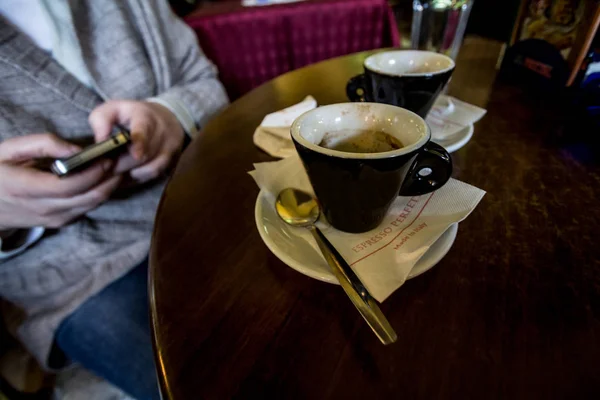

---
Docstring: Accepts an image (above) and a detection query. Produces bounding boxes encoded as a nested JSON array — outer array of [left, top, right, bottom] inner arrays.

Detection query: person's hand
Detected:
[[0, 134, 121, 229], [89, 100, 185, 183]]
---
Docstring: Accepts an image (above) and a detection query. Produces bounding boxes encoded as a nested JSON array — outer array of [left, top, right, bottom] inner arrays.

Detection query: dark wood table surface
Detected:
[[149, 37, 600, 399]]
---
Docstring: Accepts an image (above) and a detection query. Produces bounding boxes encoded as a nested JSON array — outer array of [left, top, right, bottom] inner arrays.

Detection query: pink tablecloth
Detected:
[[186, 0, 400, 99]]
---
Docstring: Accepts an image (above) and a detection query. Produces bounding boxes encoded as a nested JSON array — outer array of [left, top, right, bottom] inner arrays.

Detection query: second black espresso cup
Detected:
[[346, 50, 455, 118], [291, 102, 452, 233]]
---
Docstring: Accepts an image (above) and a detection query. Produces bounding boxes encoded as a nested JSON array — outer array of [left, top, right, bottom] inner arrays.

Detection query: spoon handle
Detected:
[[309, 226, 398, 345]]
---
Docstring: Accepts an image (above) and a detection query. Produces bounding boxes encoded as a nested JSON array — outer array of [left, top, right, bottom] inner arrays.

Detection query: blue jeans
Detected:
[[54, 259, 160, 400]]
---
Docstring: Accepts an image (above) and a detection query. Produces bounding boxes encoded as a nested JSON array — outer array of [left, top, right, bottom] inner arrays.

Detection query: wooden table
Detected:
[[150, 37, 600, 399]]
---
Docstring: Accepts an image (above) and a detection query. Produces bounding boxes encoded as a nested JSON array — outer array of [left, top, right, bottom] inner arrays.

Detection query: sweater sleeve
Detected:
[[139, 0, 229, 139]]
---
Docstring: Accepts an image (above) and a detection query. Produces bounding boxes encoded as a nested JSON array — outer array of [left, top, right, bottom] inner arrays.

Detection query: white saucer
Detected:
[[255, 189, 458, 285], [434, 124, 474, 153]]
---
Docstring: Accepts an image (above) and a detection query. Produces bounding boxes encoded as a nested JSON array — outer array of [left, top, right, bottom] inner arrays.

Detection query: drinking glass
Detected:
[[411, 0, 474, 60]]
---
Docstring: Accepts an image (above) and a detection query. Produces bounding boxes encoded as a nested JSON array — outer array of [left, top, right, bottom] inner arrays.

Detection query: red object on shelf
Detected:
[[185, 0, 400, 99]]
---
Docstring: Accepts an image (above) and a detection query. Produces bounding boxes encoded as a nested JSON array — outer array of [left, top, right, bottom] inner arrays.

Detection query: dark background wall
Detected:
[[466, 0, 522, 41]]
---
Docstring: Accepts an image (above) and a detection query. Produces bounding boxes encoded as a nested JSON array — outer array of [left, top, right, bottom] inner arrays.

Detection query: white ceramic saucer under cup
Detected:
[[255, 189, 458, 284]]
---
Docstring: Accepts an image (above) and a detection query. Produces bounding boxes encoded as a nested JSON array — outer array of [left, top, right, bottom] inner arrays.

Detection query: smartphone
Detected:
[[51, 130, 131, 177]]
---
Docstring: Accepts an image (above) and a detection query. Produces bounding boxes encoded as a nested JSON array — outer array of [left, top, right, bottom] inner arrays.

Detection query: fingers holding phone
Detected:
[[88, 100, 185, 183], [89, 101, 149, 162], [0, 134, 122, 229], [50, 130, 130, 177]]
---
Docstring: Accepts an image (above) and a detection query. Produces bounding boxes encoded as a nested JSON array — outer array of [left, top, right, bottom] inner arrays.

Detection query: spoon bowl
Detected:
[[275, 188, 319, 227]]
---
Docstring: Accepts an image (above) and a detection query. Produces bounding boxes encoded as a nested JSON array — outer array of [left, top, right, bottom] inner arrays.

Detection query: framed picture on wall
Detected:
[[509, 0, 600, 85]]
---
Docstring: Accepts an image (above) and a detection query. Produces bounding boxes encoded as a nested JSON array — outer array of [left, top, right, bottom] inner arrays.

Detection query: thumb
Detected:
[[0, 133, 80, 162], [89, 100, 129, 142]]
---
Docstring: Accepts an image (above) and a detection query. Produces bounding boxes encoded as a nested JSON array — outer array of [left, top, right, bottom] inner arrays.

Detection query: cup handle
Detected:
[[346, 74, 367, 102], [399, 142, 453, 196]]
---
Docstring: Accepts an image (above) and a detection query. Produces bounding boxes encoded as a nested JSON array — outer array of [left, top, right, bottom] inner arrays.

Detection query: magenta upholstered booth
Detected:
[[185, 0, 400, 99]]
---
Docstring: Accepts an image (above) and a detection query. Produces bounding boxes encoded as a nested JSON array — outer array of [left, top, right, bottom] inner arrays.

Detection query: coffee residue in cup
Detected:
[[319, 129, 403, 154]]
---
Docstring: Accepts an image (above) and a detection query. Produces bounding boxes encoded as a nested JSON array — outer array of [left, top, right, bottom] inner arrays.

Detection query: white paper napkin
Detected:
[[253, 95, 485, 158], [249, 155, 485, 302], [426, 95, 487, 141], [253, 96, 317, 158]]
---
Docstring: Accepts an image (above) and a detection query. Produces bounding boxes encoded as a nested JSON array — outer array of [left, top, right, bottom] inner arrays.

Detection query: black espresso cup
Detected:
[[291, 103, 452, 233], [346, 50, 455, 118]]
